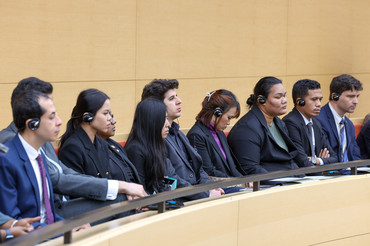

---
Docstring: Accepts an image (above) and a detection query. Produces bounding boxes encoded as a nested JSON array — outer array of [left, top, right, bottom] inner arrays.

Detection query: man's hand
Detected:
[[209, 188, 224, 197], [72, 223, 91, 232], [319, 148, 330, 158], [118, 181, 148, 199], [15, 216, 41, 228]]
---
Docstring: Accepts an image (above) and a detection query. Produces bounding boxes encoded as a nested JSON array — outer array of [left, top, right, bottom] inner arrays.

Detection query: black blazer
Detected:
[[59, 126, 111, 179], [356, 120, 370, 159], [283, 108, 338, 164], [187, 121, 245, 177], [165, 127, 211, 200], [228, 106, 308, 175], [106, 138, 141, 183]]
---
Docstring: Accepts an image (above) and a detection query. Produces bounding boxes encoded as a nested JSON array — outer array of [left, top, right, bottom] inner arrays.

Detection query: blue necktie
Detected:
[[339, 119, 348, 162]]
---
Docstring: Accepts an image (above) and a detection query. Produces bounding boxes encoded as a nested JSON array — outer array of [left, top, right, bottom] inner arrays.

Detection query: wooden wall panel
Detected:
[[0, 0, 368, 138], [135, 0, 288, 80], [0, 0, 136, 82]]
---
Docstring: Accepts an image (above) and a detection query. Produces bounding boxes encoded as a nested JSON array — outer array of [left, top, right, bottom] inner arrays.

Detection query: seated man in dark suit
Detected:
[[316, 74, 362, 164], [141, 79, 223, 200], [283, 79, 338, 165], [0, 77, 147, 219], [357, 113, 370, 159], [0, 89, 65, 228]]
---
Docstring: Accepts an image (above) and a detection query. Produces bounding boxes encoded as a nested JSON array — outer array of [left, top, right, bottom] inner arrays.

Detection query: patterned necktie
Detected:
[[307, 122, 316, 164], [339, 119, 348, 162], [36, 154, 54, 224]]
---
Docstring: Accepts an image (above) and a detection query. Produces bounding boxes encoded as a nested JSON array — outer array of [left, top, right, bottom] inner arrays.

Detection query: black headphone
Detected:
[[257, 95, 266, 104], [28, 118, 40, 130], [331, 93, 340, 101], [214, 108, 224, 117], [82, 112, 94, 123], [297, 98, 305, 106]]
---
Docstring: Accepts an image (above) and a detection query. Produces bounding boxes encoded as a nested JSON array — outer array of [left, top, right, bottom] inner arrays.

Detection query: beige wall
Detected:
[[0, 0, 368, 141]]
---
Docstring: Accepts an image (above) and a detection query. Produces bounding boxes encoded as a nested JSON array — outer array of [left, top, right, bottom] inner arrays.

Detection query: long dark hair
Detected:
[[126, 99, 167, 191], [59, 88, 109, 148], [196, 89, 240, 129]]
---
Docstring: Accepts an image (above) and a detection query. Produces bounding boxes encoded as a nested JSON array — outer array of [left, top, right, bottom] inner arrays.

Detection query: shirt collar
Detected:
[[18, 134, 40, 161], [209, 122, 216, 134], [297, 108, 313, 125], [169, 121, 180, 135], [329, 102, 345, 126]]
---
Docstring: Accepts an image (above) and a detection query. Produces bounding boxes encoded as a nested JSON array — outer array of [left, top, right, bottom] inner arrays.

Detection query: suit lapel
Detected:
[[197, 122, 231, 172], [14, 136, 41, 210], [324, 104, 340, 143], [165, 134, 194, 170]]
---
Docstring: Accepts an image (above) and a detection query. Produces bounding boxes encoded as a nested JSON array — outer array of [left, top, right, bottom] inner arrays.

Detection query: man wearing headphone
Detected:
[[283, 79, 338, 166], [316, 74, 362, 164]]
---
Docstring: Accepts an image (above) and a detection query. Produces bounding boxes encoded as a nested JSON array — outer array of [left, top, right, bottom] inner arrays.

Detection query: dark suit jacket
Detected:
[[59, 126, 111, 179], [228, 106, 310, 175], [165, 127, 211, 200], [316, 103, 361, 161], [0, 135, 63, 228], [283, 108, 338, 164], [356, 120, 370, 159], [106, 138, 141, 184], [187, 121, 245, 177]]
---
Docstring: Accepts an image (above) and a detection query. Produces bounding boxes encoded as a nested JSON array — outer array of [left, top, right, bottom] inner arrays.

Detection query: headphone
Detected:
[[297, 98, 305, 107], [214, 108, 224, 117], [331, 93, 340, 101], [82, 112, 94, 123], [28, 118, 40, 130], [257, 95, 266, 104]]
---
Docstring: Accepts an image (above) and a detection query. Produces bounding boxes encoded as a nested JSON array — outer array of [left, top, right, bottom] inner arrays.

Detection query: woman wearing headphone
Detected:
[[187, 89, 245, 180], [124, 99, 178, 195], [227, 77, 311, 175], [59, 89, 113, 179]]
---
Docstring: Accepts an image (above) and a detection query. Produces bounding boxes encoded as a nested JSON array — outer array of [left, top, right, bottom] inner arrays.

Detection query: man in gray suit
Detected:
[[0, 77, 147, 220]]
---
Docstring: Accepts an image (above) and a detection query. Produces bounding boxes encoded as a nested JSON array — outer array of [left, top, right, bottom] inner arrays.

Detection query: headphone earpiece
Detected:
[[297, 98, 306, 107], [214, 108, 224, 118], [82, 112, 94, 123], [331, 93, 340, 101], [28, 118, 40, 130], [257, 95, 266, 104]]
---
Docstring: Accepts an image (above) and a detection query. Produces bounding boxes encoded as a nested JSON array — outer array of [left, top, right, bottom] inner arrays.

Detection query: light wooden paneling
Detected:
[[0, 0, 136, 82], [135, 0, 288, 80]]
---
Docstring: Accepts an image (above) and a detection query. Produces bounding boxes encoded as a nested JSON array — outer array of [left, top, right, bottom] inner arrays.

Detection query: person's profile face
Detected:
[[36, 97, 62, 143], [163, 89, 182, 122], [298, 89, 323, 120], [337, 89, 360, 114], [215, 106, 237, 132], [161, 114, 170, 139], [263, 83, 287, 117], [89, 99, 112, 135]]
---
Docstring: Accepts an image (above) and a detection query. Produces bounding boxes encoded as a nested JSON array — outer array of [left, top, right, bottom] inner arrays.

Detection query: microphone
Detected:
[[0, 143, 9, 154]]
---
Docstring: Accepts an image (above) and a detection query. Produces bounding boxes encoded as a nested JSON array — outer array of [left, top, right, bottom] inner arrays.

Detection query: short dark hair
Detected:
[[246, 76, 282, 108], [11, 77, 53, 108], [196, 89, 240, 129], [141, 79, 179, 101], [12, 90, 49, 132], [292, 79, 321, 105], [329, 74, 363, 100]]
